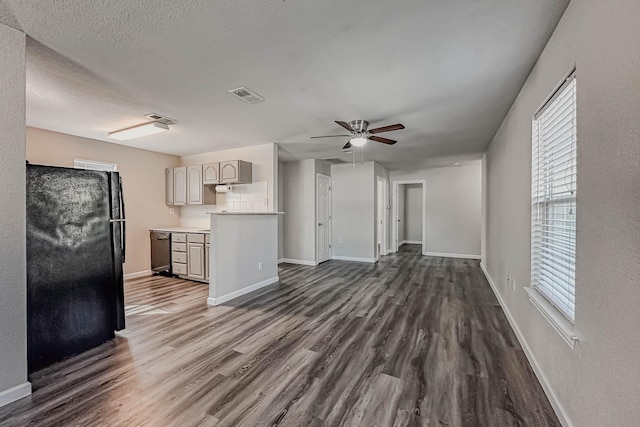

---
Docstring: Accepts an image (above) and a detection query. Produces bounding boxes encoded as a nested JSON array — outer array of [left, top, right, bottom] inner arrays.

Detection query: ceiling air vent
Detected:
[[144, 113, 176, 124], [228, 87, 265, 104]]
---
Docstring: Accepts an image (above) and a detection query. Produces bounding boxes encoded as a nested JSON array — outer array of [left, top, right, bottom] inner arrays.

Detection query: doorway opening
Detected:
[[316, 173, 332, 264], [392, 180, 426, 254]]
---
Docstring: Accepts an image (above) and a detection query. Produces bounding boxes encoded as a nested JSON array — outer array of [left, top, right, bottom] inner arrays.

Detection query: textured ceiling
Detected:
[[0, 0, 569, 169]]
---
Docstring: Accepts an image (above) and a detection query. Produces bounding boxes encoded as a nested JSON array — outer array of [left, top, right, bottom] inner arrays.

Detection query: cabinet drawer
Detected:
[[173, 242, 187, 252], [172, 252, 187, 264], [187, 233, 205, 243], [205, 234, 210, 244], [172, 233, 187, 243], [172, 263, 187, 275]]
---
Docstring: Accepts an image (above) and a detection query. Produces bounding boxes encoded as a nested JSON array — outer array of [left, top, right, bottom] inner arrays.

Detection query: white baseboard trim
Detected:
[[207, 276, 279, 306], [331, 256, 377, 263], [399, 240, 422, 246], [278, 258, 317, 266], [480, 262, 573, 427], [124, 270, 152, 280], [0, 382, 31, 408], [424, 251, 481, 260]]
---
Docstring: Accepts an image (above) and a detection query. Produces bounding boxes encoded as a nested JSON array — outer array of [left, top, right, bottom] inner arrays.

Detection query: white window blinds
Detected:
[[531, 74, 577, 323]]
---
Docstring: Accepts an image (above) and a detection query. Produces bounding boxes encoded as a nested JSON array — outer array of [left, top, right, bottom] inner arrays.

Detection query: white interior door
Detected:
[[394, 183, 400, 251], [317, 174, 332, 263], [385, 181, 390, 253], [376, 177, 387, 257]]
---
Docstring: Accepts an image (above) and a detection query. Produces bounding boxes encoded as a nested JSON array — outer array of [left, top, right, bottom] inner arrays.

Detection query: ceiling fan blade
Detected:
[[369, 135, 397, 145], [342, 141, 352, 150], [335, 120, 354, 132], [310, 135, 351, 139], [369, 123, 405, 134]]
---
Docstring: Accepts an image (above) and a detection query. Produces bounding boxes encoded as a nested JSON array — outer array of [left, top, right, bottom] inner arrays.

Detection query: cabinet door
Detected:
[[165, 168, 174, 205], [187, 243, 205, 280], [173, 166, 187, 206], [205, 244, 210, 281], [219, 160, 251, 184], [219, 161, 238, 183], [203, 163, 220, 185], [187, 165, 203, 205]]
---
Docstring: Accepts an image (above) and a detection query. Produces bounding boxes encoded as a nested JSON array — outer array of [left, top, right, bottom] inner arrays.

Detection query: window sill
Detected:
[[524, 287, 578, 349]]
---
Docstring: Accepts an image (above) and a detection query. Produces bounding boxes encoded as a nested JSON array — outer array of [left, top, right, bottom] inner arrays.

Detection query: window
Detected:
[[74, 158, 117, 172], [531, 72, 577, 323]]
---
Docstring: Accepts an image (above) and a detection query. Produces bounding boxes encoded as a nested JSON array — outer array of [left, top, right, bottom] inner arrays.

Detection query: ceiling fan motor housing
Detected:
[[350, 120, 369, 133]]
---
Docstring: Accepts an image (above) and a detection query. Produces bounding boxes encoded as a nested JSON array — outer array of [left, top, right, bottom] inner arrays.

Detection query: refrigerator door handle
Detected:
[[119, 179, 126, 263]]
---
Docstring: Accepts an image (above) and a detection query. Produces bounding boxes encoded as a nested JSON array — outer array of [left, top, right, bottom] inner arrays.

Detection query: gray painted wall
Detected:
[[391, 162, 481, 257], [484, 0, 640, 425], [315, 159, 332, 177], [209, 214, 279, 300], [0, 23, 28, 401], [282, 160, 316, 263], [278, 159, 284, 260], [331, 162, 376, 260], [404, 184, 423, 242], [281, 159, 332, 263]]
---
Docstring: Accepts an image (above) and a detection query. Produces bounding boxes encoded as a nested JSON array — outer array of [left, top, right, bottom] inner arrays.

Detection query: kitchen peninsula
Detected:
[[206, 212, 283, 305]]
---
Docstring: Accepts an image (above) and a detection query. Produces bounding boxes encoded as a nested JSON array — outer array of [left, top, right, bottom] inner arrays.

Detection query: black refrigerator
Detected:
[[26, 164, 126, 372]]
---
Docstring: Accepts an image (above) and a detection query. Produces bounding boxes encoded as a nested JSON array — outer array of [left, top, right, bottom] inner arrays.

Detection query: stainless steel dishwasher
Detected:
[[150, 231, 171, 275]]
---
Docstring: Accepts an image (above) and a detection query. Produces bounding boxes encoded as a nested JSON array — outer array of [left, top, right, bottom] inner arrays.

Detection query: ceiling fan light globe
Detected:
[[350, 136, 367, 147]]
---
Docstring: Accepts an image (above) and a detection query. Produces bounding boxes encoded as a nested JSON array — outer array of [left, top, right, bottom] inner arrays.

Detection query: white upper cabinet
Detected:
[[203, 163, 220, 185], [167, 160, 251, 205], [187, 165, 203, 205], [219, 160, 252, 184], [173, 166, 187, 206], [165, 168, 174, 206], [167, 165, 216, 206]]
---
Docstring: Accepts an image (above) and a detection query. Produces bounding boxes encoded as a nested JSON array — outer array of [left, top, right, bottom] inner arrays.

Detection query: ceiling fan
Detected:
[[310, 120, 405, 150]]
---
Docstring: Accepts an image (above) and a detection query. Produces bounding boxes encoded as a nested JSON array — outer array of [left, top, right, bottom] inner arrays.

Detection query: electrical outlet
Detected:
[[258, 262, 263, 271], [339, 237, 343, 244], [507, 274, 511, 287], [169, 208, 174, 214]]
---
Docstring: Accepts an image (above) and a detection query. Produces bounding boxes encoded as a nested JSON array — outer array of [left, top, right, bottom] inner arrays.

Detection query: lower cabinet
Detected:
[[171, 232, 209, 283], [173, 263, 187, 276], [187, 242, 205, 280], [172, 233, 188, 275]]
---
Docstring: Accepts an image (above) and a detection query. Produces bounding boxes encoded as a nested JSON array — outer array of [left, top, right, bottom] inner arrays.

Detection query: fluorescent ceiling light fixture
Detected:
[[108, 122, 169, 141], [350, 136, 368, 147]]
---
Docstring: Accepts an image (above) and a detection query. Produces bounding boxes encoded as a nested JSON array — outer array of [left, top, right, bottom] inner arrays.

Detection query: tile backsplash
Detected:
[[225, 181, 269, 212], [178, 181, 269, 228]]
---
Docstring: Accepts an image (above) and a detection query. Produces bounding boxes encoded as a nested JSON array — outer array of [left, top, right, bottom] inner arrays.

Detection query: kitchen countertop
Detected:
[[149, 227, 210, 233]]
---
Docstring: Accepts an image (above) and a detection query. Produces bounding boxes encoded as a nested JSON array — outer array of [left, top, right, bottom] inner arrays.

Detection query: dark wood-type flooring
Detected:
[[0, 245, 560, 426]]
